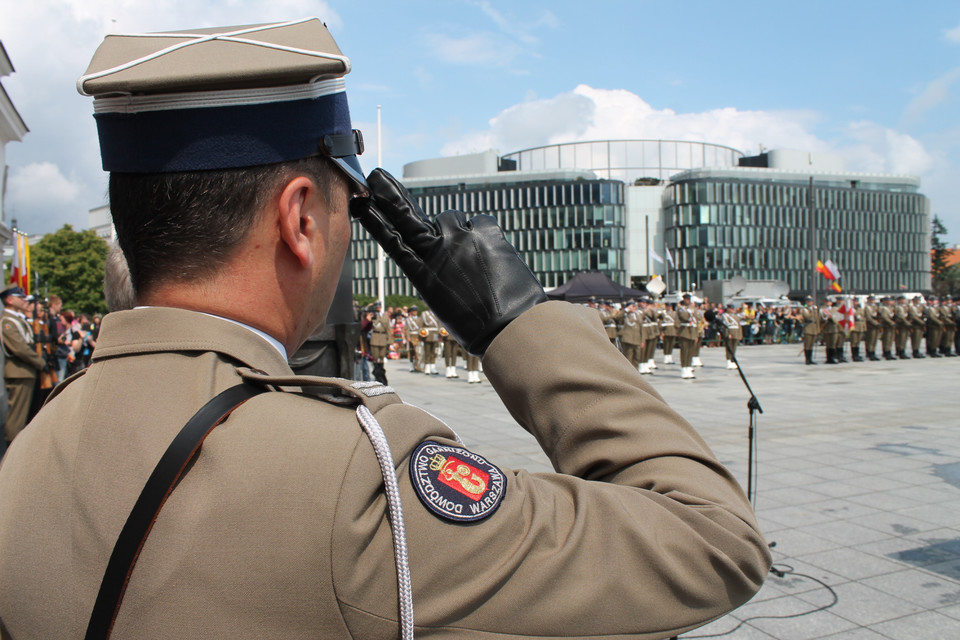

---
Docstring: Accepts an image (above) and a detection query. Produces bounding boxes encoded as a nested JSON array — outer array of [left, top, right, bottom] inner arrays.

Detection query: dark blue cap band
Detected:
[[95, 91, 354, 173]]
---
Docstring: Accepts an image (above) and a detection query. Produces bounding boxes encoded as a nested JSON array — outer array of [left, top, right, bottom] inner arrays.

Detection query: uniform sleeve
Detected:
[[1, 319, 45, 370], [333, 301, 770, 639]]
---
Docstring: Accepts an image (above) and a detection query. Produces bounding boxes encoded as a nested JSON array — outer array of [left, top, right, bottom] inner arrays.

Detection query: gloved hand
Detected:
[[350, 168, 546, 355]]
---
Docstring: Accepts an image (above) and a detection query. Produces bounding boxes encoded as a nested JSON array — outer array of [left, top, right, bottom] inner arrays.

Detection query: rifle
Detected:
[[31, 298, 59, 390]]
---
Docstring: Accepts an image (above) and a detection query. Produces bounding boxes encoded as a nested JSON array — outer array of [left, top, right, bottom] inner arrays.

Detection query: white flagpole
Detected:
[[377, 105, 385, 310]]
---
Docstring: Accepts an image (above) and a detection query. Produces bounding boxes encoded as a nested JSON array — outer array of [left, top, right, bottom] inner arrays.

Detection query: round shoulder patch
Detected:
[[409, 441, 507, 523]]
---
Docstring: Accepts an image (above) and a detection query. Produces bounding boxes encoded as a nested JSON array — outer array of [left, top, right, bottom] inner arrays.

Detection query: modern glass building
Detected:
[[351, 162, 626, 297], [662, 165, 931, 295]]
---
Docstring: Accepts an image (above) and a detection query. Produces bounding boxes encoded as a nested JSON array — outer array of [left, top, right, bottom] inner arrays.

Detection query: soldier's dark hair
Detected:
[[108, 155, 337, 296]]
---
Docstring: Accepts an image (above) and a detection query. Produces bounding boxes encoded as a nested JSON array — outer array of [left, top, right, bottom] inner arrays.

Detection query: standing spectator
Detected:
[[0, 287, 45, 452]]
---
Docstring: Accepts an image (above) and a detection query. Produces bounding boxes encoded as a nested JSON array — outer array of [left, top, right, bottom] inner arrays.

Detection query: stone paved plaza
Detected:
[[381, 342, 960, 639]]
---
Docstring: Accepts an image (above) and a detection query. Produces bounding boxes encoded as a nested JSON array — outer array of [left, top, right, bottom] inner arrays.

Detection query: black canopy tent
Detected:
[[545, 271, 647, 304]]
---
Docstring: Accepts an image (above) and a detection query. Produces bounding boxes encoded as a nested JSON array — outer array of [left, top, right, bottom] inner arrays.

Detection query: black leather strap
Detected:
[[85, 382, 266, 640]]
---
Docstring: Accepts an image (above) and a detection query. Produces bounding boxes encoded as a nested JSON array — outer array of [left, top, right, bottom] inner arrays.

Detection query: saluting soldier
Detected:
[[863, 295, 882, 361], [599, 300, 621, 349], [0, 18, 769, 640], [801, 296, 821, 365]]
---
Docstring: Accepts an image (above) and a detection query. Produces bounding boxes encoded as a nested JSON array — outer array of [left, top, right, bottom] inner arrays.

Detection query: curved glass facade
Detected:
[[352, 178, 626, 296], [502, 140, 743, 183], [662, 173, 930, 294]]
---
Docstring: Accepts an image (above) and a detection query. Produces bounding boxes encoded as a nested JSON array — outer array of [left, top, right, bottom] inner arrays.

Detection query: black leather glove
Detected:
[[350, 168, 546, 355]]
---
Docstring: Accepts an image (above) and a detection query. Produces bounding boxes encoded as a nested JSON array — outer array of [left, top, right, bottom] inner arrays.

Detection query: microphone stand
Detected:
[[713, 314, 764, 507], [729, 347, 763, 507]]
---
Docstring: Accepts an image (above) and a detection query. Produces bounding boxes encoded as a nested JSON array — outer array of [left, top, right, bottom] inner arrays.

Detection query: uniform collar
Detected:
[[91, 307, 293, 376]]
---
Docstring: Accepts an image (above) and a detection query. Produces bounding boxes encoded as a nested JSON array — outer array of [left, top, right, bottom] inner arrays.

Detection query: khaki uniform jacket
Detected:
[[907, 304, 925, 329], [660, 310, 678, 336], [405, 313, 421, 345], [617, 310, 642, 345], [0, 303, 768, 639], [420, 309, 441, 343], [879, 305, 897, 327], [720, 312, 743, 340], [677, 306, 699, 340], [864, 304, 881, 329], [925, 305, 943, 328], [370, 314, 391, 348], [853, 307, 866, 333], [801, 305, 821, 336], [599, 308, 620, 340], [0, 310, 45, 380]]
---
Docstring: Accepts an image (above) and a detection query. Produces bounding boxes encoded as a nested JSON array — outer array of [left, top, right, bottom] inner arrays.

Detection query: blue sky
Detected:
[[3, 0, 960, 244]]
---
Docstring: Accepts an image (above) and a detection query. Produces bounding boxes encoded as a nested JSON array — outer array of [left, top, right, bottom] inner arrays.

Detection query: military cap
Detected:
[[682, 293, 691, 301], [408, 305, 418, 312], [77, 18, 366, 189], [0, 286, 26, 301], [866, 295, 876, 301]]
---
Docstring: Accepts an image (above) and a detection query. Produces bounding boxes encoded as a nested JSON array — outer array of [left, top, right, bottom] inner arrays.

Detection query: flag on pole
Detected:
[[824, 259, 841, 281], [650, 249, 664, 264], [816, 259, 841, 281], [9, 232, 29, 292], [830, 281, 842, 293], [666, 249, 675, 268]]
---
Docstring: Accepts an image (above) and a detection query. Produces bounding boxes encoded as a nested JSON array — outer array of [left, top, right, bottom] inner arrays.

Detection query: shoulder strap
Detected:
[[85, 382, 266, 640]]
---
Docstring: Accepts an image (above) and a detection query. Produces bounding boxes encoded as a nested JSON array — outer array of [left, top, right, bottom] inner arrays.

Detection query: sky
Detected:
[[2, 0, 960, 244]]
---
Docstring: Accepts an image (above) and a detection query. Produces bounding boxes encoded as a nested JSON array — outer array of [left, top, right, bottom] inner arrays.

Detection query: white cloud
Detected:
[[903, 67, 960, 125], [4, 162, 98, 233], [442, 85, 827, 158], [8, 163, 82, 206], [839, 122, 934, 176], [945, 22, 960, 43], [425, 32, 523, 67]]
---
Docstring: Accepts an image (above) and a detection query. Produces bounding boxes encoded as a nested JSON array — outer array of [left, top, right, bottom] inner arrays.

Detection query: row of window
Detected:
[[670, 204, 927, 234], [670, 180, 923, 212], [670, 246, 927, 273], [669, 225, 927, 254], [416, 181, 623, 215]]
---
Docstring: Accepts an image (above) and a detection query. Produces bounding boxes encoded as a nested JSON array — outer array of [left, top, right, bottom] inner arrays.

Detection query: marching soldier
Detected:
[[820, 299, 839, 364], [441, 324, 460, 378], [943, 296, 958, 357], [405, 305, 423, 372], [599, 300, 621, 349], [850, 298, 866, 362], [879, 297, 898, 360], [677, 294, 699, 379], [641, 298, 660, 373], [924, 296, 943, 358], [618, 301, 644, 372], [908, 296, 926, 359], [863, 295, 881, 361], [368, 302, 391, 384], [801, 296, 821, 365], [419, 307, 441, 375], [894, 296, 911, 359], [660, 303, 678, 364], [719, 303, 742, 370]]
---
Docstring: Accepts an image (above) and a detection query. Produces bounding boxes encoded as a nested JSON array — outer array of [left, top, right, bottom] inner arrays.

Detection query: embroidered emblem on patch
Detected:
[[410, 441, 506, 522]]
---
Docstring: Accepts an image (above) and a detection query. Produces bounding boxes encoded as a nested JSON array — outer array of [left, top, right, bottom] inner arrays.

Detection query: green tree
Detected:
[[31, 225, 109, 315], [931, 215, 949, 291]]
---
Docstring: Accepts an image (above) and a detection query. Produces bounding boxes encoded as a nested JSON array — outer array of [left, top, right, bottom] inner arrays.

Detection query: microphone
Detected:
[[703, 309, 727, 333]]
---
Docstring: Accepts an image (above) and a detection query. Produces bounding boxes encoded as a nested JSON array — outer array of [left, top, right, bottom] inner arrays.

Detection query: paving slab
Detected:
[[381, 341, 960, 638]]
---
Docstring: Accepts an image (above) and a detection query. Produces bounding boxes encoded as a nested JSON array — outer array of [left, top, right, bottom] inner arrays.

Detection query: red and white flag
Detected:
[[837, 298, 855, 330]]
